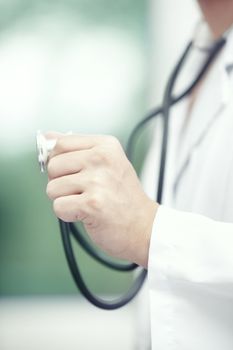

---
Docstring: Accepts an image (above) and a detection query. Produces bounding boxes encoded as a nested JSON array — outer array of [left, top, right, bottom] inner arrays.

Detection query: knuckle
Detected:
[[89, 173, 104, 189], [53, 197, 86, 223], [87, 193, 102, 211], [46, 182, 55, 199], [55, 138, 67, 153], [105, 136, 122, 158], [106, 135, 120, 147], [47, 158, 57, 179], [93, 173, 102, 185], [74, 209, 88, 222], [91, 150, 107, 165], [53, 198, 66, 220]]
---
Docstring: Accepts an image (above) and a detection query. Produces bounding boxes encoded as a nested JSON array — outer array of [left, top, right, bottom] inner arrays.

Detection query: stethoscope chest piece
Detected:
[[36, 131, 56, 173]]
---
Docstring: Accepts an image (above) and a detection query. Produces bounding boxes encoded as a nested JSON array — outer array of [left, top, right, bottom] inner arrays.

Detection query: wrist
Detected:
[[129, 199, 159, 268]]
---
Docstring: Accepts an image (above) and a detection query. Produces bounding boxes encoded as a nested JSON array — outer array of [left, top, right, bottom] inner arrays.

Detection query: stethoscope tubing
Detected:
[[70, 223, 138, 272], [126, 39, 226, 162], [60, 220, 147, 310], [59, 37, 226, 309]]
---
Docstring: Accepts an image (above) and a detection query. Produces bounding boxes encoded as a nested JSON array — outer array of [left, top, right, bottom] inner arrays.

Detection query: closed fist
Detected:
[[46, 133, 158, 268]]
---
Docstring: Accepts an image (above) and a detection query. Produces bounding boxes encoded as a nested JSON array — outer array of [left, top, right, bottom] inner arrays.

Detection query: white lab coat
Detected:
[[141, 21, 233, 350]]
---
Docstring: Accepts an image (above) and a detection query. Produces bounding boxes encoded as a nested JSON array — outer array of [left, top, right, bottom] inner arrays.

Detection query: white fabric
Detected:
[[143, 22, 233, 349]]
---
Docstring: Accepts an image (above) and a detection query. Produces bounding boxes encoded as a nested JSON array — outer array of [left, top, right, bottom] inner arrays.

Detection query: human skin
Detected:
[[46, 134, 158, 268], [46, 0, 233, 269], [198, 0, 233, 38]]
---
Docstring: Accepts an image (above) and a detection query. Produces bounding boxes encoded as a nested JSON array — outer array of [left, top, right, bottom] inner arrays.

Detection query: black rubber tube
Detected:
[[60, 220, 147, 310], [59, 37, 226, 309], [70, 223, 138, 272], [126, 38, 226, 162]]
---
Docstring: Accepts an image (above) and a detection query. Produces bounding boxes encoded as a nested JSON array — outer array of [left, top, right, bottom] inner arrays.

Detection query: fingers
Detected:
[[53, 194, 87, 223], [46, 173, 85, 200], [45, 132, 124, 227], [47, 150, 89, 179], [47, 165, 108, 201], [47, 133, 121, 159], [47, 138, 120, 180], [49, 134, 108, 158]]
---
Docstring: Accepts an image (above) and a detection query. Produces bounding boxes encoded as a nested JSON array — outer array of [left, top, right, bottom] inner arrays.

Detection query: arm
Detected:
[[46, 132, 233, 294], [149, 205, 233, 298], [147, 206, 233, 349]]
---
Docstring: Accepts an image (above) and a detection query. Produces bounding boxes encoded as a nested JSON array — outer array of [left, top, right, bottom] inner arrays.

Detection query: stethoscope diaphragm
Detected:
[[36, 131, 57, 173]]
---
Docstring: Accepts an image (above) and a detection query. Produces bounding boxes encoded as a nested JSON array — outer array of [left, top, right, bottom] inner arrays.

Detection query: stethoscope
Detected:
[[36, 34, 226, 310]]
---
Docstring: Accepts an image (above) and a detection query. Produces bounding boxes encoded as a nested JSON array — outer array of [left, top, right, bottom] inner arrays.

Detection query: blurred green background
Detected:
[[0, 0, 148, 296]]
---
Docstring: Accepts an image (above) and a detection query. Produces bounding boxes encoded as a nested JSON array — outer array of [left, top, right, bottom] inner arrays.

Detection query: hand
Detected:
[[46, 133, 158, 268]]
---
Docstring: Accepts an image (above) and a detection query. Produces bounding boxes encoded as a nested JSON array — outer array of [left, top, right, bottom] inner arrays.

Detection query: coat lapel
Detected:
[[172, 50, 230, 198]]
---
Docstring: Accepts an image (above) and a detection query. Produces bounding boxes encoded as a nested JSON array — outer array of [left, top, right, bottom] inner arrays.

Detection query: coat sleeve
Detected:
[[148, 206, 233, 350]]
